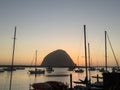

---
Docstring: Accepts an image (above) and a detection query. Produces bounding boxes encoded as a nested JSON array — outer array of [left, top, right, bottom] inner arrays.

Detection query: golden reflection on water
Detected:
[[0, 68, 103, 90]]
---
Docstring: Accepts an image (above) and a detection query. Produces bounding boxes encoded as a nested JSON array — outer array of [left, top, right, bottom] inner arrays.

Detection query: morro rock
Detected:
[[41, 49, 76, 67]]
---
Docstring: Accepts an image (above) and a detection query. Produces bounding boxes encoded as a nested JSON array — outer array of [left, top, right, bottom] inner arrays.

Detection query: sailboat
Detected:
[[102, 31, 120, 90], [98, 31, 120, 73], [105, 31, 120, 72], [29, 50, 45, 74], [88, 43, 96, 71], [91, 30, 120, 89], [90, 31, 110, 89], [74, 25, 89, 88], [75, 56, 84, 73]]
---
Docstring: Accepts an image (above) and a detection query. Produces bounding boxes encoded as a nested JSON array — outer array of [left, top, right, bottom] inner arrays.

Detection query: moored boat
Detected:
[[3, 67, 16, 71], [89, 67, 96, 71], [0, 68, 4, 72], [16, 67, 25, 70], [29, 69, 45, 74], [31, 82, 51, 90], [75, 56, 84, 73], [29, 50, 45, 74], [30, 81, 68, 90], [99, 68, 105, 73], [75, 68, 84, 73], [46, 67, 54, 73]]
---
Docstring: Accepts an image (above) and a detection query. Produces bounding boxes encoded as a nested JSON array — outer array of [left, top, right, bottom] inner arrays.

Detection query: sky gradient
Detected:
[[0, 0, 120, 66]]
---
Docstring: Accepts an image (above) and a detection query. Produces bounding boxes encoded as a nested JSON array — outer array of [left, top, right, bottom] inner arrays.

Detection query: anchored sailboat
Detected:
[[29, 50, 45, 74], [105, 31, 120, 72], [74, 25, 89, 88], [88, 43, 96, 71], [75, 56, 84, 73]]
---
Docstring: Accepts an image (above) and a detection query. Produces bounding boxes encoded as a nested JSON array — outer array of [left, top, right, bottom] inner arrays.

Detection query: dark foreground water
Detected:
[[0, 68, 103, 90]]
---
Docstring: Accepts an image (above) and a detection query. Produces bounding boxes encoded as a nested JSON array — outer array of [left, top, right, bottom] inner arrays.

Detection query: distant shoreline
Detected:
[[0, 65, 116, 68]]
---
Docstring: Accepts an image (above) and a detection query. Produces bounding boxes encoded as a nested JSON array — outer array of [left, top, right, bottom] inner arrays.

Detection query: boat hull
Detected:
[[29, 70, 45, 74]]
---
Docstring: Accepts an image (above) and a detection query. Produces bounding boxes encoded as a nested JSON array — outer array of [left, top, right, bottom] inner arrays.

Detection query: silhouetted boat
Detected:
[[91, 74, 103, 89], [74, 26, 104, 90], [68, 67, 75, 71], [87, 43, 96, 72], [74, 25, 89, 90], [89, 67, 96, 71], [0, 68, 4, 72], [29, 69, 45, 74], [103, 72, 120, 90], [46, 67, 54, 73], [16, 67, 25, 70], [3, 67, 16, 71], [29, 50, 45, 74], [102, 31, 120, 90], [90, 30, 120, 90], [31, 82, 51, 90], [75, 68, 84, 73], [99, 68, 105, 73], [89, 31, 108, 90], [30, 81, 68, 90], [75, 56, 84, 73]]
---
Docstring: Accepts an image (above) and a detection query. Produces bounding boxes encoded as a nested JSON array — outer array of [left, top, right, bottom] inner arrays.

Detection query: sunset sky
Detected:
[[0, 0, 120, 66]]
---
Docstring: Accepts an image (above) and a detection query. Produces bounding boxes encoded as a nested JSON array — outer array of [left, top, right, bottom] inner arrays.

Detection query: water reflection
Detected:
[[0, 68, 103, 90]]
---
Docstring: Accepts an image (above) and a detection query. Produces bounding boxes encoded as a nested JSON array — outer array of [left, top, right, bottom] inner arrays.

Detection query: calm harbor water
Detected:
[[0, 68, 104, 90]]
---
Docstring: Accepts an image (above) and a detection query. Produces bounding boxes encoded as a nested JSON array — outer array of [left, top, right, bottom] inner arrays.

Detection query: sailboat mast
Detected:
[[88, 43, 90, 68], [84, 25, 88, 87], [35, 50, 37, 72], [9, 26, 16, 90], [88, 43, 91, 82], [77, 56, 79, 67], [105, 31, 107, 72]]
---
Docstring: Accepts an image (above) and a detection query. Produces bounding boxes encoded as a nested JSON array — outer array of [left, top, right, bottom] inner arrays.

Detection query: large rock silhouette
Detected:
[[41, 49, 76, 67]]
